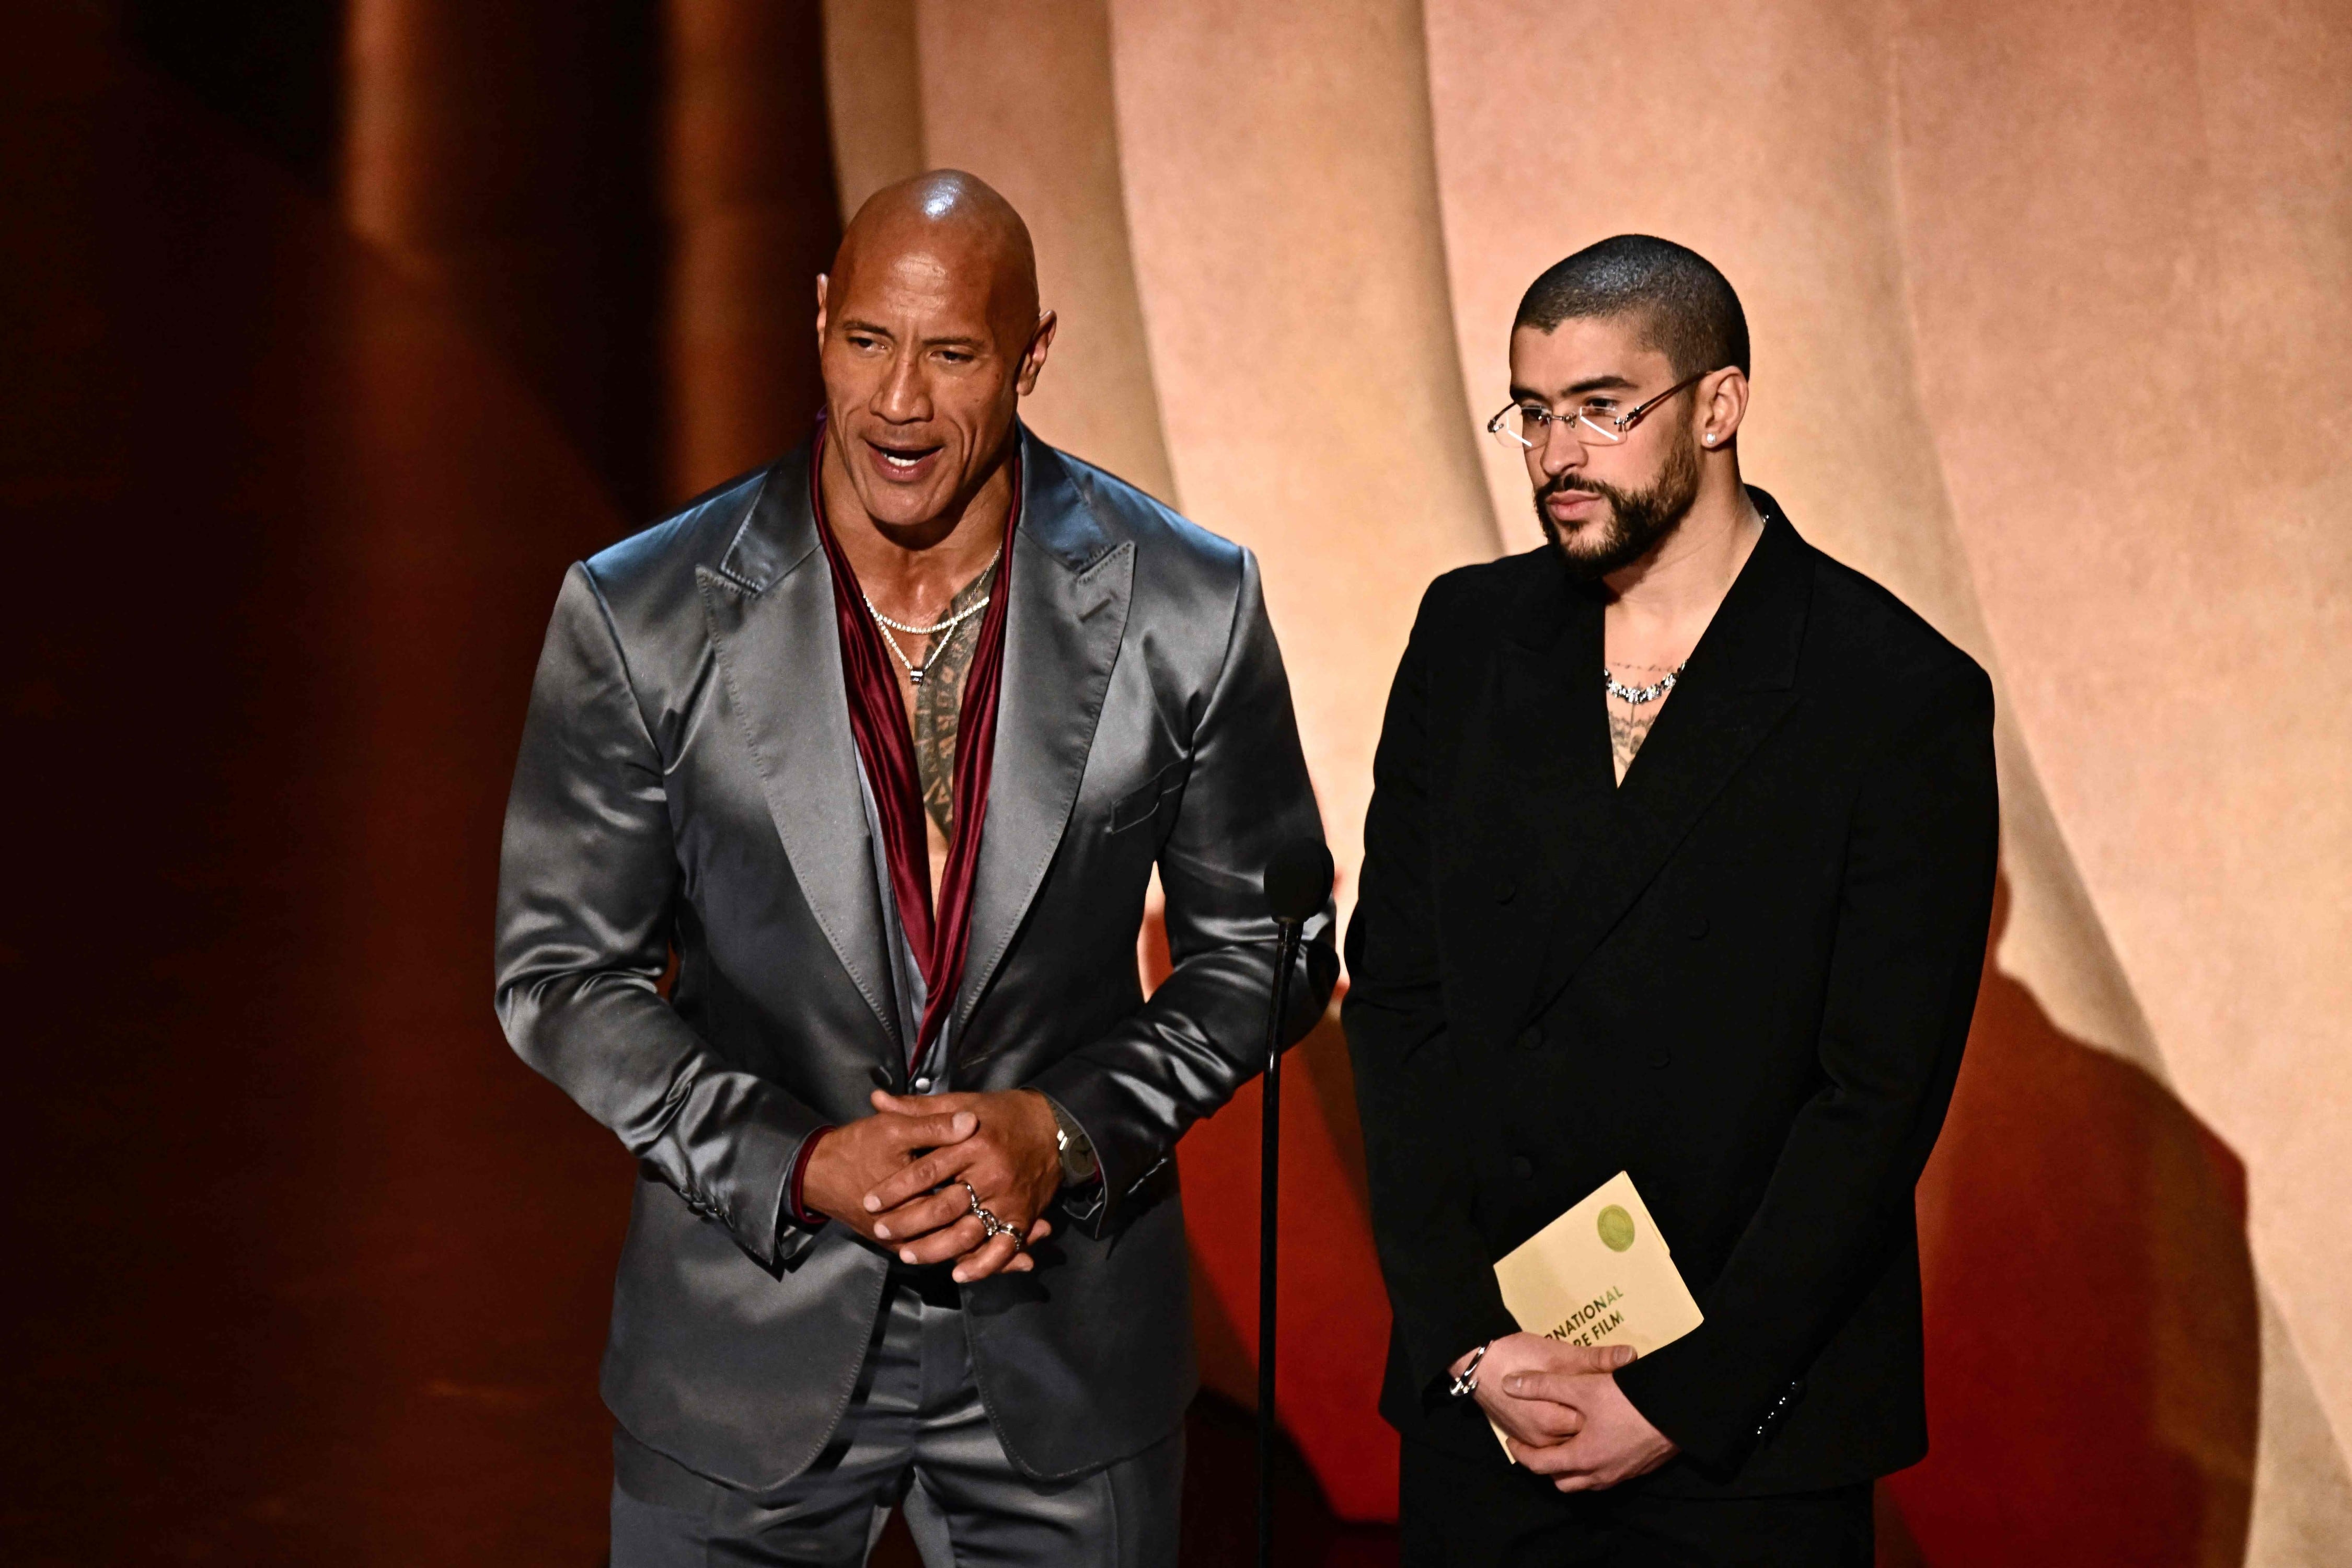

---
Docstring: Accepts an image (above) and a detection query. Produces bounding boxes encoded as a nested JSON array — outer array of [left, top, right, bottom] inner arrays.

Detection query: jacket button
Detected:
[[1648, 1048, 1671, 1069], [1688, 914, 1710, 940], [1494, 876, 1517, 904], [1508, 1154, 1534, 1180], [1516, 1025, 1543, 1052]]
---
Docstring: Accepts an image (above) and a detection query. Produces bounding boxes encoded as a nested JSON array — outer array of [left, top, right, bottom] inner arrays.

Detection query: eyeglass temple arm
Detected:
[[1622, 371, 1709, 428]]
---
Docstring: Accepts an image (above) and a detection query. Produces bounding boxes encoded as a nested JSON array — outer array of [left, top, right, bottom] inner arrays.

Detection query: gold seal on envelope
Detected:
[[1485, 1171, 1702, 1456]]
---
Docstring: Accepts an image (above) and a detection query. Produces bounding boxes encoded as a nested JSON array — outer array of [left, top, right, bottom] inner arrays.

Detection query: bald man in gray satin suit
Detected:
[[494, 172, 1334, 1565]]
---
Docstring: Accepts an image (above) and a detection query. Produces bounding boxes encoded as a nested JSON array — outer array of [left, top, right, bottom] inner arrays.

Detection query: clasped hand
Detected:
[[800, 1089, 1062, 1283], [1462, 1332, 1679, 1492]]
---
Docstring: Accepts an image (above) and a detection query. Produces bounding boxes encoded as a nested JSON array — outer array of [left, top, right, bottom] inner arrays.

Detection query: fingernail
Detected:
[[952, 1270, 970, 1283], [862, 1196, 880, 1212], [873, 1224, 891, 1239], [899, 1250, 917, 1264]]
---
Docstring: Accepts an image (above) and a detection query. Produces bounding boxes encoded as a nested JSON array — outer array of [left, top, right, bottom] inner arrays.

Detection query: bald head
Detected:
[[814, 171, 1056, 537], [832, 170, 1040, 350]]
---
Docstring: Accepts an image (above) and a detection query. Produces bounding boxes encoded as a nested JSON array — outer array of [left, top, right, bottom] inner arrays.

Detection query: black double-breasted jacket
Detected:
[[1345, 492, 1998, 1494]]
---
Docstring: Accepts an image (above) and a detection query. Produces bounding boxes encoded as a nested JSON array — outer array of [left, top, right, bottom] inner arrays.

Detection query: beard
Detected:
[[1535, 424, 1704, 582]]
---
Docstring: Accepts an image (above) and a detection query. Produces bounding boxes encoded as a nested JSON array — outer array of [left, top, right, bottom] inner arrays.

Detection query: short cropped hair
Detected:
[[1514, 235, 1749, 378]]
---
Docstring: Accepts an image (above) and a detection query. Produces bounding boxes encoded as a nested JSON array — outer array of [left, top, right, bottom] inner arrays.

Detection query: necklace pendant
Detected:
[[908, 668, 925, 686]]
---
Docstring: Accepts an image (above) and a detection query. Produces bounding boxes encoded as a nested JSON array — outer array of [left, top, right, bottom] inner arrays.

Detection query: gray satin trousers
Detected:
[[609, 1278, 1183, 1566]]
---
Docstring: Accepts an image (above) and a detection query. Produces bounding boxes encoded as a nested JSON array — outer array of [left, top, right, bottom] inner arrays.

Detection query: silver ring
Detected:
[[951, 1178, 1024, 1251]]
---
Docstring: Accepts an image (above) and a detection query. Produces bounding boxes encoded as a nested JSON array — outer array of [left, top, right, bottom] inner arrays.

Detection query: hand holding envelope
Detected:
[[1492, 1344, 1681, 1492], [1468, 1333, 1635, 1451], [1475, 1171, 1698, 1490]]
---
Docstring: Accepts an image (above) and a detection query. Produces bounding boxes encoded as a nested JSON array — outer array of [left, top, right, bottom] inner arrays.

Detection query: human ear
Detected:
[[1016, 309, 1059, 396], [1700, 366, 1749, 448]]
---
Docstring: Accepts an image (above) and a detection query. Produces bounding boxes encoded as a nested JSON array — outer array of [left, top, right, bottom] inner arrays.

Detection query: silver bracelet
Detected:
[[1447, 1339, 1494, 1399]]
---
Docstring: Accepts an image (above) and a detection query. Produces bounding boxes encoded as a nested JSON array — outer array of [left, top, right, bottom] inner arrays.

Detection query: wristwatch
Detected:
[[1045, 1096, 1100, 1186]]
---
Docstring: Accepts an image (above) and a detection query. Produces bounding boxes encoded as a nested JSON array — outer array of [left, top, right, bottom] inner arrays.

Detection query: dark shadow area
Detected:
[[4, 10, 638, 1560], [1892, 874, 2257, 1566], [118, 0, 764, 527], [120, 0, 345, 193], [330, 0, 671, 522], [1174, 1393, 1400, 1568]]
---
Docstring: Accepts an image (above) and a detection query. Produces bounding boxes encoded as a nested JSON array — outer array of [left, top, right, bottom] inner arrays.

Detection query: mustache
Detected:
[[1539, 471, 1624, 505]]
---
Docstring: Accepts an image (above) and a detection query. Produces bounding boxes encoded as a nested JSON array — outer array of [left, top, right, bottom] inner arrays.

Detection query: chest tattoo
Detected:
[[1605, 659, 1678, 783], [910, 561, 998, 839], [1608, 703, 1662, 779]]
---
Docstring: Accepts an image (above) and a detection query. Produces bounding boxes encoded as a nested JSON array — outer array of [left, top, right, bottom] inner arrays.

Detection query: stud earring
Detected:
[[1703, 433, 1716, 445]]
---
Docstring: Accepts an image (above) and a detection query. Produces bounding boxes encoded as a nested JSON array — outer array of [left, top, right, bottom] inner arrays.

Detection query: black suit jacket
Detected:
[[494, 426, 1335, 1490], [1344, 492, 1997, 1494]]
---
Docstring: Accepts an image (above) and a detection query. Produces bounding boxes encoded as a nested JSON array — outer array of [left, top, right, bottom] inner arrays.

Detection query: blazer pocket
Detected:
[[1108, 758, 1189, 834]]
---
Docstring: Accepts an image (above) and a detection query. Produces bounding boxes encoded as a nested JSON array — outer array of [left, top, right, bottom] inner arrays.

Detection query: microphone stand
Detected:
[[1258, 914, 1305, 1568]]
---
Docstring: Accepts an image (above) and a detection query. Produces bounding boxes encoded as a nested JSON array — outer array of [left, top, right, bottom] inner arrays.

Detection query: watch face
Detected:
[[1046, 1102, 1098, 1180]]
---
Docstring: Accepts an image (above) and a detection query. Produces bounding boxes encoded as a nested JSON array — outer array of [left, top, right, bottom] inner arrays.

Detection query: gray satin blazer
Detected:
[[494, 426, 1336, 1490]]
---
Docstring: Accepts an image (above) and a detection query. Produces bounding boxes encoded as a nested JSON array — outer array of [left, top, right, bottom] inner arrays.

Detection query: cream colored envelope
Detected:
[[1485, 1170, 1703, 1456]]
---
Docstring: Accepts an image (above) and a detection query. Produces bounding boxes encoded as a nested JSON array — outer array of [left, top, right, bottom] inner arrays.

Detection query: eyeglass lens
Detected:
[[1493, 406, 1624, 450]]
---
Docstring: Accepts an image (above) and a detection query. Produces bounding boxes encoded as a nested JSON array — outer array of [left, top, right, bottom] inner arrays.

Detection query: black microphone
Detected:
[[1254, 836, 1331, 1568], [1264, 839, 1335, 928]]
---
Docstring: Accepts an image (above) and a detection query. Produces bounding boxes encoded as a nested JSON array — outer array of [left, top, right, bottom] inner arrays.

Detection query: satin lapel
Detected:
[[956, 431, 1133, 1035], [695, 445, 902, 1049], [1525, 502, 1812, 1018]]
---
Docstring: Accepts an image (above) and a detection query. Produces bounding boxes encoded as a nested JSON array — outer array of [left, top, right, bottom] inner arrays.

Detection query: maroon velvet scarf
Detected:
[[809, 422, 1017, 1071]]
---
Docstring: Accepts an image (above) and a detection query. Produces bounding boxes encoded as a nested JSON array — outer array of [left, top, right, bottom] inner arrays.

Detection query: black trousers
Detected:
[[1399, 1439, 1872, 1568]]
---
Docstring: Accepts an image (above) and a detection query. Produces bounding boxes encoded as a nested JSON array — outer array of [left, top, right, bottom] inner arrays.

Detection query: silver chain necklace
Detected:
[[861, 550, 999, 686], [1602, 661, 1686, 706]]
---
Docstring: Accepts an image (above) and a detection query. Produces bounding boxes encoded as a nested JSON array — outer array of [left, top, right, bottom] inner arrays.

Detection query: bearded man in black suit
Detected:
[[1346, 235, 1997, 1566]]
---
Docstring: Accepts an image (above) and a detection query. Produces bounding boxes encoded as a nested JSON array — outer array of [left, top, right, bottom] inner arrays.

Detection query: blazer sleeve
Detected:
[[1613, 660, 1999, 1472], [1344, 583, 1523, 1398], [493, 564, 829, 1269], [1031, 547, 1338, 1233]]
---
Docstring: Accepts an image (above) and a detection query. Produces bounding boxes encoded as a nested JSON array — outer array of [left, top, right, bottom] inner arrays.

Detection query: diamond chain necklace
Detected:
[[1600, 509, 1762, 708], [1602, 661, 1686, 706], [861, 548, 1001, 686]]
